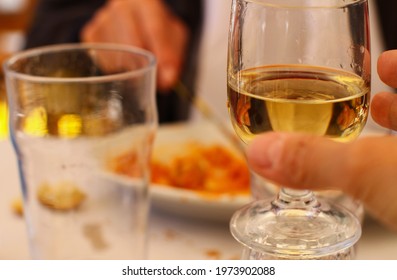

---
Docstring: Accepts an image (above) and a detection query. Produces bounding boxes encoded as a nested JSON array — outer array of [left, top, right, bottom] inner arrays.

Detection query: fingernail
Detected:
[[247, 134, 284, 170]]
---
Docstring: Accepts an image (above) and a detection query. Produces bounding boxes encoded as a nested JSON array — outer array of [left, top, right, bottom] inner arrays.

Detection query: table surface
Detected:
[[1, 128, 397, 260]]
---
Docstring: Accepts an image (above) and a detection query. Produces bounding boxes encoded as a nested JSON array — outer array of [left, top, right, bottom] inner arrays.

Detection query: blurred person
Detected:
[[25, 0, 203, 123]]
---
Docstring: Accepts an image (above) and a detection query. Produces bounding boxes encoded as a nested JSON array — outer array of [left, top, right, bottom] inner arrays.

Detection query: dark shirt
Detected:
[[375, 0, 397, 50], [25, 0, 203, 123]]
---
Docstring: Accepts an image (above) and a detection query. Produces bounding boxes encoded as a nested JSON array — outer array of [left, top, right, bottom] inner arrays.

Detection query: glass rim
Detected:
[[2, 43, 157, 83], [240, 0, 367, 9]]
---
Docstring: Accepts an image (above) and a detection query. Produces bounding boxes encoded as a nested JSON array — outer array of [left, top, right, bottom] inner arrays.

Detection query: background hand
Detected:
[[81, 0, 189, 92]]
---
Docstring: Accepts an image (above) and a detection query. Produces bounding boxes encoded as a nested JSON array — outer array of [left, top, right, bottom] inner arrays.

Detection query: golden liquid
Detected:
[[227, 65, 370, 143], [15, 82, 124, 138], [0, 78, 8, 139], [20, 109, 121, 138]]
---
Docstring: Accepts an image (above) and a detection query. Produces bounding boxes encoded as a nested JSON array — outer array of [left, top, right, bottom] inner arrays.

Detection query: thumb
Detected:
[[246, 132, 397, 231], [246, 132, 351, 191]]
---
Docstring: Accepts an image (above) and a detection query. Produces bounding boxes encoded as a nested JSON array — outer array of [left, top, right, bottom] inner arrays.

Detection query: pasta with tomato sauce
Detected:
[[109, 142, 250, 196]]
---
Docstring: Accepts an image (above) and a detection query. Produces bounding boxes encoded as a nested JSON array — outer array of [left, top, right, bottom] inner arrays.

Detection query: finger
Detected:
[[246, 132, 397, 231], [137, 0, 188, 91], [110, 2, 145, 47], [246, 132, 350, 191], [81, 1, 145, 47], [377, 50, 397, 88], [155, 20, 188, 92], [371, 92, 397, 130]]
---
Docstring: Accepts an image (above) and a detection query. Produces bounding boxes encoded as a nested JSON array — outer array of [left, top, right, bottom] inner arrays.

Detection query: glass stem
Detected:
[[271, 187, 321, 215]]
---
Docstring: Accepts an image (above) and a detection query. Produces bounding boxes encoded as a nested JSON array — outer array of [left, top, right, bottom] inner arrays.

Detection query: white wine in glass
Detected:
[[228, 65, 369, 143], [227, 0, 370, 259]]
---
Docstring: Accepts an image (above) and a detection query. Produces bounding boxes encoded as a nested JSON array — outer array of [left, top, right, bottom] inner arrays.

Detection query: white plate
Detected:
[[149, 121, 251, 222], [150, 184, 250, 222]]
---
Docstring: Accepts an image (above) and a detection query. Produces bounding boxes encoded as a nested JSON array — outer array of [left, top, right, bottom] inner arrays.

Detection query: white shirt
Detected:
[[191, 0, 231, 123]]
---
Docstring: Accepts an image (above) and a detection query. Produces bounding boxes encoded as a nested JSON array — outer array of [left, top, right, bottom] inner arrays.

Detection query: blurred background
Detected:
[[0, 0, 37, 138]]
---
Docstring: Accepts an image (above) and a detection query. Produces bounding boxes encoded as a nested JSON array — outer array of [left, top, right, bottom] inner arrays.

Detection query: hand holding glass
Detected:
[[227, 0, 370, 259]]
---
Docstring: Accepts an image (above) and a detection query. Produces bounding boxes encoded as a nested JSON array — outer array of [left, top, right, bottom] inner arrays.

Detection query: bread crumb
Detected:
[[11, 196, 23, 216], [37, 181, 86, 211], [205, 249, 221, 260]]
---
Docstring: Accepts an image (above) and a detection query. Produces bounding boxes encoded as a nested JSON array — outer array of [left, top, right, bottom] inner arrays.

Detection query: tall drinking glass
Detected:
[[3, 43, 157, 259], [227, 0, 370, 259]]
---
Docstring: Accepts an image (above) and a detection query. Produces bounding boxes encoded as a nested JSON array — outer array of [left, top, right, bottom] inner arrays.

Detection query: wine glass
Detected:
[[227, 0, 370, 259]]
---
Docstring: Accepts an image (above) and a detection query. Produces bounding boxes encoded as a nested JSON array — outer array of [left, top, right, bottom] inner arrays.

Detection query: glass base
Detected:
[[250, 172, 365, 223], [230, 193, 362, 260], [240, 242, 357, 260]]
